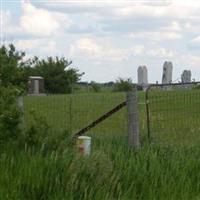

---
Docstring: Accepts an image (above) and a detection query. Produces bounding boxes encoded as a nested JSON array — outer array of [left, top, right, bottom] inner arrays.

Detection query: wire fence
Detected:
[[146, 83, 200, 148], [21, 83, 200, 148], [23, 92, 128, 143]]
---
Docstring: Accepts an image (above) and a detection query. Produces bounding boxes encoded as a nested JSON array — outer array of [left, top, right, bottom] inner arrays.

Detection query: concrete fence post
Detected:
[[127, 89, 140, 149], [17, 96, 24, 112], [17, 96, 25, 127]]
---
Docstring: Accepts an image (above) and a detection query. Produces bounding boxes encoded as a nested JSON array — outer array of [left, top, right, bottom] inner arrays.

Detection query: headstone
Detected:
[[162, 61, 173, 84], [137, 66, 148, 85], [181, 70, 191, 83], [28, 76, 45, 95]]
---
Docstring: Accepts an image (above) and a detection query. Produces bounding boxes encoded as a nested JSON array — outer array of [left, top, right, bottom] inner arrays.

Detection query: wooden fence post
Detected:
[[127, 89, 140, 149]]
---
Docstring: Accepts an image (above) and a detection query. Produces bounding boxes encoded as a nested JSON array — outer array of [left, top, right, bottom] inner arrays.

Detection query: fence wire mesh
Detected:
[[146, 84, 200, 147], [23, 93, 127, 144], [22, 84, 200, 148]]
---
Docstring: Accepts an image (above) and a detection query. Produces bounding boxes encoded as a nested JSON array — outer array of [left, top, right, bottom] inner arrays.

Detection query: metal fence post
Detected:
[[127, 89, 140, 149]]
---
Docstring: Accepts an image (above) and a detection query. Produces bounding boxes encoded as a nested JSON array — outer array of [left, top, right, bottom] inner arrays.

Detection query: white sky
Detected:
[[1, 0, 200, 83]]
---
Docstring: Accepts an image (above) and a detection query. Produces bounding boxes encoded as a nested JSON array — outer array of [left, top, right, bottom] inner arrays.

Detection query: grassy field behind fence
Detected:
[[23, 92, 129, 144], [148, 89, 200, 147], [23, 89, 200, 147], [1, 89, 200, 199]]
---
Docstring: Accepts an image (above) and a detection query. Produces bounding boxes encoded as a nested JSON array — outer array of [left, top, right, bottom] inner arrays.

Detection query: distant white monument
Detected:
[[28, 76, 45, 95], [162, 61, 173, 84], [181, 70, 191, 83], [137, 66, 148, 85]]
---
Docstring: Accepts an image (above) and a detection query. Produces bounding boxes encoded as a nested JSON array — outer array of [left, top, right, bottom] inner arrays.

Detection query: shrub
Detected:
[[24, 110, 71, 152], [90, 81, 101, 93], [0, 86, 22, 142], [24, 110, 49, 148], [113, 78, 134, 92]]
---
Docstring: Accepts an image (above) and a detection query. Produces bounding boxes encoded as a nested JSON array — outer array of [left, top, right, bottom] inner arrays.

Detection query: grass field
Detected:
[[23, 92, 128, 140], [148, 89, 200, 147], [1, 89, 200, 199], [23, 89, 200, 147]]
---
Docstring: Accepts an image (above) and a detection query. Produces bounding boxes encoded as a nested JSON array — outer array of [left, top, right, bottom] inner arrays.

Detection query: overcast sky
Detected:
[[1, 0, 200, 83]]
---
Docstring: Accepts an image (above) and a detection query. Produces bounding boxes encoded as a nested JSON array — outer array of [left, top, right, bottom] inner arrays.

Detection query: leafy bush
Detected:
[[0, 44, 26, 88], [0, 86, 22, 142], [113, 78, 134, 92], [90, 81, 101, 93], [29, 56, 84, 94], [24, 110, 71, 153], [24, 110, 49, 148]]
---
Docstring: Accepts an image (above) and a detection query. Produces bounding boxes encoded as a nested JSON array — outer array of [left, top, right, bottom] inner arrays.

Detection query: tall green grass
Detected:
[[1, 141, 200, 199], [1, 90, 200, 199]]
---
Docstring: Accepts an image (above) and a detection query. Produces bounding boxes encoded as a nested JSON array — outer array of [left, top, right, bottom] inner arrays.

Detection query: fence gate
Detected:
[[145, 82, 200, 147]]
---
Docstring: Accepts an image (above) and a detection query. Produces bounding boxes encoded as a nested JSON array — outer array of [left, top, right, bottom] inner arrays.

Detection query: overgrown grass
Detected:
[[2, 141, 200, 199], [1, 90, 200, 199]]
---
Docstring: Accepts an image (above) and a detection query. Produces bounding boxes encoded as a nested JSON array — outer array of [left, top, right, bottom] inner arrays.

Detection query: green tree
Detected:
[[32, 57, 83, 94], [0, 44, 27, 89], [0, 44, 84, 94]]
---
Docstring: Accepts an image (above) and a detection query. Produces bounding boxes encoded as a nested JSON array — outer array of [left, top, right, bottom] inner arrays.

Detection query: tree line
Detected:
[[0, 44, 135, 94], [0, 44, 83, 94]]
